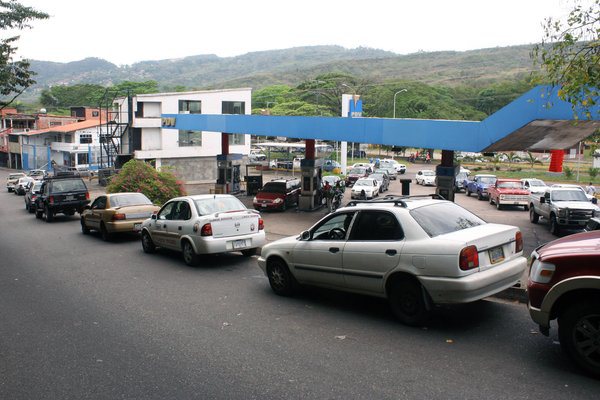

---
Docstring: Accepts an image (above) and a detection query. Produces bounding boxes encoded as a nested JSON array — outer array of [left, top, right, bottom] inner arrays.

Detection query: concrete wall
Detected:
[[160, 156, 218, 183]]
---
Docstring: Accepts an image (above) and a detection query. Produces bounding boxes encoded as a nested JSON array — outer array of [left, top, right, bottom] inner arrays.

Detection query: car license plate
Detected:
[[133, 223, 142, 232], [233, 239, 246, 249], [65, 195, 74, 201], [489, 246, 505, 264], [261, 204, 267, 208]]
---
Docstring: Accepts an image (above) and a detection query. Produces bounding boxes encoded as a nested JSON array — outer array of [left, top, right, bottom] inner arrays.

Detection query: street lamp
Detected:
[[393, 89, 408, 119]]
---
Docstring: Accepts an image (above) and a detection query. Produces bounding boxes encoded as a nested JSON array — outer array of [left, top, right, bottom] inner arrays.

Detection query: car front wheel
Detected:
[[550, 215, 560, 236], [530, 207, 539, 223], [81, 218, 90, 234], [388, 279, 430, 326], [141, 231, 156, 253], [558, 301, 600, 377], [267, 258, 296, 296]]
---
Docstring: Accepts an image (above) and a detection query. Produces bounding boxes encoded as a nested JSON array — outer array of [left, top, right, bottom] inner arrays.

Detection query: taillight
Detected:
[[112, 213, 126, 221], [258, 218, 264, 230], [85, 192, 90, 200], [200, 223, 212, 236], [459, 245, 479, 271], [515, 231, 523, 253], [49, 195, 54, 205]]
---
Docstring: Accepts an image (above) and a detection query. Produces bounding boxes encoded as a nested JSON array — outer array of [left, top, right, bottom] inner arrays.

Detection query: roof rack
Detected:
[[346, 193, 445, 208]]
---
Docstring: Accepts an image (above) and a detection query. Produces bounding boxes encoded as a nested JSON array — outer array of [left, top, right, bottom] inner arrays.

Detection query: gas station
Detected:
[[161, 85, 600, 209]]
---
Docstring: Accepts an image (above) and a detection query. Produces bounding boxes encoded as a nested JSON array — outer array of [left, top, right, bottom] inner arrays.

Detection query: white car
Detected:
[[6, 172, 26, 192], [380, 159, 406, 174], [415, 170, 436, 186], [351, 178, 379, 199], [257, 196, 527, 325], [141, 194, 266, 266], [521, 178, 548, 195]]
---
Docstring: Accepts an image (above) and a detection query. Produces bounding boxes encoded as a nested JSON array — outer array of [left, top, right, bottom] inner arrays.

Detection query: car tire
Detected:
[[81, 218, 90, 234], [100, 223, 112, 241], [35, 207, 43, 219], [549, 214, 560, 236], [496, 201, 502, 210], [530, 207, 539, 223], [558, 300, 600, 377], [489, 196, 494, 205], [45, 206, 54, 222], [182, 240, 200, 266], [523, 205, 529, 211], [466, 189, 471, 197], [388, 279, 430, 326], [281, 201, 287, 212], [28, 204, 35, 214], [241, 248, 257, 257], [141, 231, 156, 253], [477, 191, 483, 201], [267, 258, 296, 296]]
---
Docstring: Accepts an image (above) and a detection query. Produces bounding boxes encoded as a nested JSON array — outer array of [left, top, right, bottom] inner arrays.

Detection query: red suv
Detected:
[[528, 230, 600, 377], [253, 178, 301, 211]]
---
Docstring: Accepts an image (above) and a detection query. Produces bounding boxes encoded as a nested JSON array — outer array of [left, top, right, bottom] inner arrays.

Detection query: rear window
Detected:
[[262, 182, 286, 194], [194, 196, 247, 216], [50, 179, 87, 192], [110, 193, 152, 207], [410, 202, 485, 237]]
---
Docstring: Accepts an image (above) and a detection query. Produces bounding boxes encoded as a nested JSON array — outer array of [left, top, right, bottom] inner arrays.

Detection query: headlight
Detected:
[[273, 198, 283, 204], [557, 208, 567, 217], [594, 209, 600, 218], [529, 259, 555, 284], [253, 197, 258, 203], [499, 195, 505, 200]]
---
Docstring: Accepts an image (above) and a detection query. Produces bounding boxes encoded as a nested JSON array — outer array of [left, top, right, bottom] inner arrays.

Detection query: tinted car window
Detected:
[[350, 211, 403, 241], [51, 179, 87, 192], [261, 182, 286, 194], [110, 193, 153, 207], [92, 197, 107, 209], [194, 197, 246, 216], [410, 203, 485, 237]]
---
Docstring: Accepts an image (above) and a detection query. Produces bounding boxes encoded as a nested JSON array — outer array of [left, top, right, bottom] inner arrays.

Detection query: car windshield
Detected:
[[51, 179, 87, 192], [498, 182, 522, 189], [9, 173, 24, 179], [529, 180, 546, 187], [551, 190, 589, 202], [349, 168, 366, 174], [261, 183, 286, 194], [111, 193, 153, 207], [456, 172, 468, 180], [32, 182, 42, 191], [422, 171, 435, 176], [354, 180, 372, 187], [410, 202, 486, 237], [370, 174, 384, 181], [478, 177, 496, 184], [194, 197, 247, 216]]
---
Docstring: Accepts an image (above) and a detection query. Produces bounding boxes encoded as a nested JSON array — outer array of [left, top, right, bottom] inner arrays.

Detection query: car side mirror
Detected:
[[540, 196, 546, 204], [592, 198, 598, 205], [84, 205, 91, 210], [151, 214, 157, 220], [300, 230, 311, 240]]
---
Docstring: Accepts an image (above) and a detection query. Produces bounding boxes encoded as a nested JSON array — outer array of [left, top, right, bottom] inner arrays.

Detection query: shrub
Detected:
[[589, 167, 599, 179], [564, 166, 573, 179], [106, 160, 186, 205]]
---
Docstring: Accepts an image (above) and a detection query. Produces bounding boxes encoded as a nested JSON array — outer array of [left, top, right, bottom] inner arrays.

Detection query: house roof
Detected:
[[15, 119, 102, 136]]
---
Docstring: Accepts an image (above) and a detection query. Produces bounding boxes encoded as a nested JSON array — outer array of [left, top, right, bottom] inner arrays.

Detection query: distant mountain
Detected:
[[23, 44, 536, 102]]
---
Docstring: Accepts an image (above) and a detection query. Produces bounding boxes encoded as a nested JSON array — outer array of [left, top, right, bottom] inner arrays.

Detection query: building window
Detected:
[[8, 135, 18, 143], [179, 100, 201, 114], [178, 130, 202, 147], [49, 121, 62, 127], [222, 101, 245, 115], [56, 134, 62, 143], [80, 134, 92, 144], [135, 102, 144, 118], [92, 111, 99, 117], [77, 153, 89, 165], [230, 134, 245, 145], [65, 134, 72, 143]]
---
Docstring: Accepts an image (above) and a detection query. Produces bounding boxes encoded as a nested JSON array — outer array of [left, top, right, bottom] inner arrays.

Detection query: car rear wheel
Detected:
[[558, 301, 600, 377], [100, 223, 112, 241], [267, 258, 296, 296], [529, 207, 539, 223], [388, 279, 430, 326], [35, 207, 43, 219], [466, 189, 471, 197], [182, 240, 200, 266], [141, 231, 156, 253], [44, 206, 54, 222], [81, 218, 90, 234]]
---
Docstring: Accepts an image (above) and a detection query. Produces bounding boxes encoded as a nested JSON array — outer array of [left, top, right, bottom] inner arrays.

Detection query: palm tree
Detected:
[[524, 152, 542, 170]]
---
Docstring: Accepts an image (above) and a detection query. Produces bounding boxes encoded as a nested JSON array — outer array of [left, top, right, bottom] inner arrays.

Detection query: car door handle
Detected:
[[329, 247, 340, 253], [385, 249, 397, 256], [178, 226, 182, 231], [163, 224, 167, 228]]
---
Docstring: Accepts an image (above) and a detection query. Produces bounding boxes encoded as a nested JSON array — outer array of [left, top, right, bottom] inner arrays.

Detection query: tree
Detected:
[[0, 0, 48, 109], [532, 0, 600, 118]]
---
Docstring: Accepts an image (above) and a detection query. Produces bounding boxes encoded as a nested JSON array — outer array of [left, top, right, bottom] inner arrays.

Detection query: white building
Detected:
[[114, 88, 252, 183], [14, 119, 108, 171]]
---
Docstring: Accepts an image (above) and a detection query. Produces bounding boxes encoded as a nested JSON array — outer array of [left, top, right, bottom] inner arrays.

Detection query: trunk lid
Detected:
[[209, 210, 261, 238]]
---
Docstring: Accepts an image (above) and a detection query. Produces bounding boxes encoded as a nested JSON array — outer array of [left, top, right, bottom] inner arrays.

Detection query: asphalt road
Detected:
[[1, 168, 599, 399]]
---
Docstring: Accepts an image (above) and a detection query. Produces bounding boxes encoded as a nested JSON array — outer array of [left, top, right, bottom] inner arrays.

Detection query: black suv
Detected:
[[35, 176, 90, 222]]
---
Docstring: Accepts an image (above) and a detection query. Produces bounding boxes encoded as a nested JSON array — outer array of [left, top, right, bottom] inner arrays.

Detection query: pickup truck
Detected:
[[35, 175, 91, 222], [464, 174, 497, 200], [529, 185, 599, 235], [487, 179, 530, 210]]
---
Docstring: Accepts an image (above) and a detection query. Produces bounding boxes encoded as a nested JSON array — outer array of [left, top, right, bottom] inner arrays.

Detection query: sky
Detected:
[[11, 0, 580, 66]]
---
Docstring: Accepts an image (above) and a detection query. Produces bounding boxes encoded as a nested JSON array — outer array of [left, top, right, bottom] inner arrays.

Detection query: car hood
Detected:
[[552, 201, 599, 210], [262, 235, 300, 252], [536, 230, 600, 259], [352, 186, 375, 192], [255, 192, 284, 201]]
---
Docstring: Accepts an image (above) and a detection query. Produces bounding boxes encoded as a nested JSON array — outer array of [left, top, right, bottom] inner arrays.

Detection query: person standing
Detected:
[[586, 182, 596, 196]]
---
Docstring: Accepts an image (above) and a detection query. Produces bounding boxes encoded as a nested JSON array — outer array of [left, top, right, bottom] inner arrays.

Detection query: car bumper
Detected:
[[105, 219, 148, 233], [253, 202, 283, 210], [418, 256, 527, 304], [498, 199, 529, 206], [191, 232, 267, 254]]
